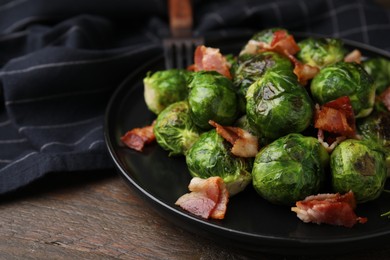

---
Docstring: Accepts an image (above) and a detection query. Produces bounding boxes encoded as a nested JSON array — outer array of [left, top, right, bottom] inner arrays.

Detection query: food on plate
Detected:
[[175, 176, 229, 220], [252, 133, 329, 205], [362, 57, 390, 95], [185, 129, 253, 196], [188, 71, 239, 129], [310, 61, 375, 118], [245, 69, 313, 140], [296, 37, 347, 68], [232, 51, 293, 111], [357, 111, 390, 176], [143, 69, 191, 115], [154, 101, 203, 156], [121, 27, 390, 226], [121, 121, 155, 152], [330, 139, 387, 203], [291, 191, 367, 228]]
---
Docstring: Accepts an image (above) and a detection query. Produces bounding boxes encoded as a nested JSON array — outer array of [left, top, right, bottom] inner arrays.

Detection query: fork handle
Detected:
[[168, 0, 193, 37]]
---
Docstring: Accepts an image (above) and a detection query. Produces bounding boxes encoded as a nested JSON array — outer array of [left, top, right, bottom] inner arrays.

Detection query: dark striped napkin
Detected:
[[0, 0, 389, 194]]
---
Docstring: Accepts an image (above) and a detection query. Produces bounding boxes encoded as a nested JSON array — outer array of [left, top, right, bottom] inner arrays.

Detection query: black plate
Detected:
[[104, 32, 390, 255]]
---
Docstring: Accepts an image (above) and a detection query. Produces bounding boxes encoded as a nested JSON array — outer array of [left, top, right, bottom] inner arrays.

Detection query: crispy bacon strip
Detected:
[[120, 121, 155, 152], [287, 52, 320, 86], [377, 86, 390, 111], [344, 49, 362, 64], [314, 96, 357, 138], [175, 177, 229, 220], [209, 120, 259, 157], [291, 191, 367, 228], [192, 45, 232, 79]]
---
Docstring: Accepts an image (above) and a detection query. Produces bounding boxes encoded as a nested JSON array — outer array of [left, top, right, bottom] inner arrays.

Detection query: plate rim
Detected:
[[104, 32, 390, 255]]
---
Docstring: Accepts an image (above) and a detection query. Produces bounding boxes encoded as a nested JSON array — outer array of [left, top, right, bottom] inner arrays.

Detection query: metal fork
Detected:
[[163, 0, 204, 69]]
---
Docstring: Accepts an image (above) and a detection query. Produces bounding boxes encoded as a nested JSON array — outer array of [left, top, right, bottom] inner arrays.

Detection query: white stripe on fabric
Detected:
[[326, 0, 340, 37], [18, 115, 101, 132], [0, 31, 28, 42], [357, 0, 369, 44], [0, 151, 37, 173], [6, 87, 111, 104], [0, 159, 12, 163], [88, 139, 105, 150], [298, 0, 311, 33], [338, 24, 390, 38], [0, 43, 156, 77], [0, 120, 11, 127], [0, 138, 27, 144], [271, 2, 283, 27], [0, 0, 27, 12], [39, 125, 102, 151]]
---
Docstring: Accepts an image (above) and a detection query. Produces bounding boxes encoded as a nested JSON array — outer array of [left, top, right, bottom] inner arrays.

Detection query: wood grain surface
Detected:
[[1, 169, 389, 260]]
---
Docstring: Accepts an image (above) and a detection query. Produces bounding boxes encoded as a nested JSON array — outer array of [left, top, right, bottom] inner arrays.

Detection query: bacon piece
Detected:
[[120, 121, 156, 152], [291, 191, 367, 228], [175, 177, 229, 219], [269, 30, 300, 56], [377, 87, 390, 111], [209, 120, 259, 157], [287, 53, 320, 86], [242, 30, 318, 85], [344, 49, 362, 64], [314, 96, 357, 138], [193, 45, 232, 79]]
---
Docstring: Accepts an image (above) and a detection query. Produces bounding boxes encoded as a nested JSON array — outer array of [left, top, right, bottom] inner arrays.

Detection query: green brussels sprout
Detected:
[[246, 70, 313, 141], [357, 111, 390, 176], [188, 71, 239, 129], [252, 133, 329, 205], [185, 129, 253, 196], [143, 69, 191, 114], [240, 27, 288, 55], [363, 57, 390, 94], [233, 52, 293, 109], [310, 61, 375, 118], [154, 101, 203, 156], [330, 139, 387, 203], [296, 37, 347, 68]]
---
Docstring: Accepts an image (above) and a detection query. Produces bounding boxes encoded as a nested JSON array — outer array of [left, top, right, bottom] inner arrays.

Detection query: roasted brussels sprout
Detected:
[[252, 133, 329, 205], [188, 71, 239, 129], [185, 129, 253, 196], [144, 69, 191, 114], [296, 37, 347, 68], [363, 57, 390, 94], [310, 61, 375, 118], [154, 101, 203, 156], [246, 70, 313, 141], [357, 111, 390, 176], [233, 52, 293, 111], [330, 139, 387, 203]]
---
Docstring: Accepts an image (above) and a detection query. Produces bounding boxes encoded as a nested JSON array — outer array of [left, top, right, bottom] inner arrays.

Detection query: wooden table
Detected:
[[1, 169, 389, 259]]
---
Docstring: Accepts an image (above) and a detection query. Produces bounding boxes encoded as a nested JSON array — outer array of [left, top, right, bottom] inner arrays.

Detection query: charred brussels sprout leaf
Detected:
[[331, 139, 387, 203], [310, 61, 375, 118], [357, 111, 390, 176], [188, 71, 239, 129], [154, 101, 203, 156], [363, 57, 390, 94], [297, 37, 347, 68], [233, 52, 293, 111], [252, 133, 329, 205], [143, 69, 191, 115], [185, 129, 253, 196], [246, 70, 313, 141]]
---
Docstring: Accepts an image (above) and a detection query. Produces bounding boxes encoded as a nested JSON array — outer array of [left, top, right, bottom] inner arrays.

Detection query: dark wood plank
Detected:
[[0, 170, 389, 259]]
